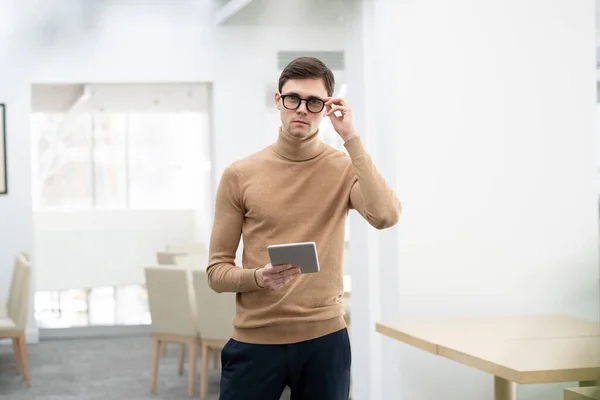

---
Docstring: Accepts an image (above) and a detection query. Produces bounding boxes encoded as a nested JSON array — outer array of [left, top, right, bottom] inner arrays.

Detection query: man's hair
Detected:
[[278, 57, 335, 97]]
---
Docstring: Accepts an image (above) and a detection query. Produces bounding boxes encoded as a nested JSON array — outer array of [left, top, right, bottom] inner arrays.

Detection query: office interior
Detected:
[[1, 0, 600, 399]]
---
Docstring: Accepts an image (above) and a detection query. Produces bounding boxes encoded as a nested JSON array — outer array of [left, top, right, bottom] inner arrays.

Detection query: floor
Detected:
[[0, 335, 291, 400]]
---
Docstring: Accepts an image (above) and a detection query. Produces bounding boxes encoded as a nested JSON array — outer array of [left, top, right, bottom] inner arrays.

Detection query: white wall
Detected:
[[0, 0, 37, 341], [365, 1, 599, 399], [34, 210, 195, 290], [596, 0, 600, 45]]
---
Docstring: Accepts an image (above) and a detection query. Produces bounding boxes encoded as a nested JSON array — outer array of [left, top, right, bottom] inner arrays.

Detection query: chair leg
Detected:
[[11, 337, 22, 375], [188, 340, 197, 397], [178, 343, 186, 376], [17, 333, 30, 388], [151, 337, 161, 393], [201, 343, 209, 400]]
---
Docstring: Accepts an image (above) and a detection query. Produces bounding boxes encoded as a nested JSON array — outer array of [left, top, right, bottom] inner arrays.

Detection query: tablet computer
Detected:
[[267, 241, 320, 274]]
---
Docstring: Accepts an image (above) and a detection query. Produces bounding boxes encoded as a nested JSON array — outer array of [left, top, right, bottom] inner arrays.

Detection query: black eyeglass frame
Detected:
[[279, 94, 326, 113]]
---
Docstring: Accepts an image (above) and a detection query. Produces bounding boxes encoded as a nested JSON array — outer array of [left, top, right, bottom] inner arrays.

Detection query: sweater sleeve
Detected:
[[206, 164, 263, 293], [344, 136, 402, 229]]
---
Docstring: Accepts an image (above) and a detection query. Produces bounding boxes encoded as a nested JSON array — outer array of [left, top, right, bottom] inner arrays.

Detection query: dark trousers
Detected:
[[219, 328, 351, 400]]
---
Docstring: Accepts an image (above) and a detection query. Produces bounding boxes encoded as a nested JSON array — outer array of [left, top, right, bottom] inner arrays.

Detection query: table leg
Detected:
[[494, 376, 516, 400]]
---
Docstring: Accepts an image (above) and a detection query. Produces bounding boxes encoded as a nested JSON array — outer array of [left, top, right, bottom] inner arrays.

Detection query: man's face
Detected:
[[275, 78, 328, 139]]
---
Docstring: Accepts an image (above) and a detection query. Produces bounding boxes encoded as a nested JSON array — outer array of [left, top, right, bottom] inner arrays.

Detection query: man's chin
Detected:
[[288, 126, 312, 138]]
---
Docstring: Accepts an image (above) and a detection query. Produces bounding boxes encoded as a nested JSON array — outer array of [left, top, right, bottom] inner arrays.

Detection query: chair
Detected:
[[0, 253, 29, 318], [156, 251, 185, 266], [0, 254, 32, 387], [174, 253, 207, 270], [155, 251, 189, 357], [192, 270, 236, 400], [145, 267, 200, 397]]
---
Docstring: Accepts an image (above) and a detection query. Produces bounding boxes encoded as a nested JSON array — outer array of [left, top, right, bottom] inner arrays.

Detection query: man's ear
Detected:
[[274, 92, 281, 110]]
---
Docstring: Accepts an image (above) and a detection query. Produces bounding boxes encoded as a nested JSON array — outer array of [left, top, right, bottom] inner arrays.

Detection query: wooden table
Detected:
[[376, 314, 600, 400], [564, 386, 600, 400]]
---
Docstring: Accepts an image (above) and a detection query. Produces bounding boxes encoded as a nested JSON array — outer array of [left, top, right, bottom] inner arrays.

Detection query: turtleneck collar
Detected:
[[272, 126, 326, 161]]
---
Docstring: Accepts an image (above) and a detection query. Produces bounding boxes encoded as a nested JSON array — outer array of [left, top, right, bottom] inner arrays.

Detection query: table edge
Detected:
[[375, 321, 600, 384], [375, 322, 438, 355]]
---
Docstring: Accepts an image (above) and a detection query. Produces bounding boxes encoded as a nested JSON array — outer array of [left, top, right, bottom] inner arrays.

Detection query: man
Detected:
[[207, 56, 401, 400]]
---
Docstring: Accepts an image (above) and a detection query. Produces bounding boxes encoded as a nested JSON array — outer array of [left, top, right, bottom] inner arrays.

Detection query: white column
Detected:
[[346, 1, 401, 398], [369, 0, 598, 399], [368, 2, 403, 396], [344, 1, 380, 398]]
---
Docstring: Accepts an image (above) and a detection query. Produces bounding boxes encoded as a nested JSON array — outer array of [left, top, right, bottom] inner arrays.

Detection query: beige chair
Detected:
[[0, 256, 19, 318], [0, 254, 32, 387], [0, 253, 29, 319], [156, 251, 185, 266], [192, 270, 236, 400], [155, 251, 187, 357], [145, 267, 200, 397], [174, 253, 207, 270]]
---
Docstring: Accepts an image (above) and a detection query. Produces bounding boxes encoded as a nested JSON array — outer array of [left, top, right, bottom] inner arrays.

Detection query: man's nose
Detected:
[[296, 101, 308, 114]]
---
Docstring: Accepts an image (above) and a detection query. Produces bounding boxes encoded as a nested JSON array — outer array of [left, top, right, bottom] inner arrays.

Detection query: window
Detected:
[[35, 284, 150, 328], [31, 113, 94, 209], [89, 287, 116, 326], [128, 112, 205, 209], [31, 111, 210, 210], [116, 285, 151, 325], [34, 289, 88, 329], [93, 113, 128, 209]]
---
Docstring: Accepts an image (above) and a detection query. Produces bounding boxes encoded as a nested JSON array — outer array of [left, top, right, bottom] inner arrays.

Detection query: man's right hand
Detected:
[[256, 263, 301, 290]]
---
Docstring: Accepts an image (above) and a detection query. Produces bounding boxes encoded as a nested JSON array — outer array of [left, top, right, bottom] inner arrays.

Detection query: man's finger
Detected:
[[324, 96, 346, 106], [275, 274, 294, 285], [325, 105, 349, 117], [275, 271, 299, 285], [281, 268, 300, 277], [268, 264, 294, 273]]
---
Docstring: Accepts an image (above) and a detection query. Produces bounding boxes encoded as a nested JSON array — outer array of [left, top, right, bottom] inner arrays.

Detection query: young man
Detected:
[[207, 57, 401, 400]]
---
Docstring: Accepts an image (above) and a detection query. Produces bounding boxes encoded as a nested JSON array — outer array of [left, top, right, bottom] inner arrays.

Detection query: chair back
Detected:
[[144, 267, 198, 338], [156, 251, 184, 266], [192, 270, 236, 341], [6, 255, 20, 317], [9, 254, 31, 330], [174, 254, 207, 270]]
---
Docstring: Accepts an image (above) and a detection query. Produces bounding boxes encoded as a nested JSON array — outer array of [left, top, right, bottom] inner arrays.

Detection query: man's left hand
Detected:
[[324, 97, 357, 142]]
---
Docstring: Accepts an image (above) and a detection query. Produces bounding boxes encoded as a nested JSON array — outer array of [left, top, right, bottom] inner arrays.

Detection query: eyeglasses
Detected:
[[280, 94, 325, 113]]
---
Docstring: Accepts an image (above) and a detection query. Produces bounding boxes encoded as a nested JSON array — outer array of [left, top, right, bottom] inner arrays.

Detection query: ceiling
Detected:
[[218, 0, 348, 27]]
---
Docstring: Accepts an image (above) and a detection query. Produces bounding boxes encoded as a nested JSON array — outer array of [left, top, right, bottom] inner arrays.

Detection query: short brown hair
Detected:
[[278, 57, 335, 97]]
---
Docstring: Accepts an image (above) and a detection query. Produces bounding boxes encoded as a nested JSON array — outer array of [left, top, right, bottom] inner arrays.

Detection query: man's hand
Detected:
[[256, 263, 301, 290], [324, 96, 357, 141]]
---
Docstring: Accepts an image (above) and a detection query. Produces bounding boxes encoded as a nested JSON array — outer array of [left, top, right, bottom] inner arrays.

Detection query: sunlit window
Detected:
[[35, 285, 150, 329], [31, 111, 210, 210]]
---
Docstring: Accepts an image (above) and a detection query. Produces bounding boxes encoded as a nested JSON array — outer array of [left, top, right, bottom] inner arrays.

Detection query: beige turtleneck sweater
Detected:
[[207, 128, 401, 344]]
